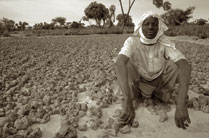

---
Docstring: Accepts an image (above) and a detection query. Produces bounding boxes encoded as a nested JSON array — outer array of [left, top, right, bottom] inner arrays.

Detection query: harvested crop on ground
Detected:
[[0, 34, 209, 138]]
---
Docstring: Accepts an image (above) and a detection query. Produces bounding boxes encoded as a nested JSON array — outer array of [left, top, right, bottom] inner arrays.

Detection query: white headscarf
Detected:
[[134, 11, 175, 48]]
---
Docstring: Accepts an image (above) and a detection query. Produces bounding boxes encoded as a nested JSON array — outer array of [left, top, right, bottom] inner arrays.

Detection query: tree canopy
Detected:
[[52, 17, 66, 27], [195, 18, 208, 25], [152, 0, 195, 26], [84, 1, 109, 27], [16, 21, 29, 31], [116, 14, 134, 27], [118, 0, 135, 28], [0, 18, 15, 32], [153, 0, 164, 8], [33, 22, 55, 30], [161, 7, 195, 25], [108, 5, 116, 27]]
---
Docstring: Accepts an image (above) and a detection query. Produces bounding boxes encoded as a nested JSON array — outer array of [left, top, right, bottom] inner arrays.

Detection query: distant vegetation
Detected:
[[0, 0, 209, 39], [165, 24, 209, 39]]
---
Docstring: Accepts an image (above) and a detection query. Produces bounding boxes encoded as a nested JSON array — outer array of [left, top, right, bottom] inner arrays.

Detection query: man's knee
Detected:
[[164, 60, 178, 74]]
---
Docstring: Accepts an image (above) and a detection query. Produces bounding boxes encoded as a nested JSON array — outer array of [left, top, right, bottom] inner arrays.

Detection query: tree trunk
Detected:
[[126, 0, 135, 18], [103, 19, 106, 27], [96, 19, 101, 27], [108, 14, 113, 28], [118, 0, 125, 31], [119, 0, 135, 33]]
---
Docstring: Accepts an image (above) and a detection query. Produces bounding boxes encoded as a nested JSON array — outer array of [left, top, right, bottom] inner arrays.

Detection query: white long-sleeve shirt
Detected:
[[119, 36, 186, 81]]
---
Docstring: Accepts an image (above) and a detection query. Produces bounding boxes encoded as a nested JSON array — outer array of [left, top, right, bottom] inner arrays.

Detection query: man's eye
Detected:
[[143, 22, 158, 26], [151, 23, 158, 27], [154, 23, 158, 26]]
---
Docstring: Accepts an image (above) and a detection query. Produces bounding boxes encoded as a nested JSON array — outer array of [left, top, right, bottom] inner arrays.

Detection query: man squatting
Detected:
[[114, 11, 191, 129]]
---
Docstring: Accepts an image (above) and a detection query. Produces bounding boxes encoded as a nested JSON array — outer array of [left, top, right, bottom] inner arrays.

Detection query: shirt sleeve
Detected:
[[165, 46, 187, 62], [118, 37, 133, 58]]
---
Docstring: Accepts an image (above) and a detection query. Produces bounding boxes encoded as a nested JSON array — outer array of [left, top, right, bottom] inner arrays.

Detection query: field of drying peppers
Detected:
[[0, 34, 209, 138]]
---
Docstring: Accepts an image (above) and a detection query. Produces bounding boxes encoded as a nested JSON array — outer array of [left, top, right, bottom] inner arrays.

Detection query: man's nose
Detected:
[[148, 24, 153, 29]]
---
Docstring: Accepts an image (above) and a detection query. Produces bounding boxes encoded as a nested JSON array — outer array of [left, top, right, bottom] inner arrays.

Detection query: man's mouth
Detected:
[[147, 32, 154, 35]]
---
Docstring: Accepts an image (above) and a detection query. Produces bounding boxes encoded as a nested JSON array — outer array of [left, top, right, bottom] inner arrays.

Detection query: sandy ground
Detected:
[[29, 89, 209, 138]]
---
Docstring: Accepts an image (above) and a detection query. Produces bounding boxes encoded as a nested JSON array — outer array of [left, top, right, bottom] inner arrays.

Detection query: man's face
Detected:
[[142, 16, 159, 39]]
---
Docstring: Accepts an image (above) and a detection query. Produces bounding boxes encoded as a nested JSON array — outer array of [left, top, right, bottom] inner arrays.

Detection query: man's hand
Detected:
[[175, 104, 191, 129], [119, 99, 135, 126]]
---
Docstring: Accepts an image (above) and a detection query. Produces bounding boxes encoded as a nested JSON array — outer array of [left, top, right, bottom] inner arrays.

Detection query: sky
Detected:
[[0, 0, 209, 26]]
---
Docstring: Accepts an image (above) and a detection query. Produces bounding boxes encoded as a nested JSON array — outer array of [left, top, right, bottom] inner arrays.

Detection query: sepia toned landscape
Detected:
[[1, 0, 209, 138], [0, 34, 209, 138]]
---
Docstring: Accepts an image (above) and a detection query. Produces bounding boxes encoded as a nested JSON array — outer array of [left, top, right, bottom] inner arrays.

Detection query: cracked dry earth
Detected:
[[0, 34, 209, 138]]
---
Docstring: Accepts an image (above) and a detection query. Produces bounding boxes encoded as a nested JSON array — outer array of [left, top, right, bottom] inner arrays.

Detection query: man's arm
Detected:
[[114, 54, 135, 125], [174, 59, 191, 129], [115, 54, 132, 101]]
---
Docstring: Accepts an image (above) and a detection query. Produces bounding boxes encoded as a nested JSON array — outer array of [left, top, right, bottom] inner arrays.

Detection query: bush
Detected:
[[166, 24, 209, 39], [70, 22, 84, 28], [2, 32, 11, 37], [198, 32, 207, 39], [196, 19, 208, 25], [0, 31, 11, 37], [24, 26, 134, 36]]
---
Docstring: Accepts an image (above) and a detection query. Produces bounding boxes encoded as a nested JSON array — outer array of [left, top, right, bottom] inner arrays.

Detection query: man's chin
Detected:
[[146, 35, 155, 39]]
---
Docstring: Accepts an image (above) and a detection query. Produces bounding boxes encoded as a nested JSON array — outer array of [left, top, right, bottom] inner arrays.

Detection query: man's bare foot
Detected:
[[120, 125, 131, 134], [142, 98, 153, 107], [147, 105, 158, 115], [131, 121, 139, 128], [112, 109, 122, 118], [158, 110, 168, 122]]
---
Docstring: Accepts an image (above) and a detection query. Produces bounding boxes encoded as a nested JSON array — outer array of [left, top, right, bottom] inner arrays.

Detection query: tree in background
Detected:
[[84, 1, 109, 27], [71, 21, 85, 28], [108, 5, 116, 27], [33, 22, 55, 30], [82, 16, 89, 22], [52, 17, 66, 27], [117, 0, 173, 28], [161, 7, 195, 26], [118, 0, 135, 28], [153, 0, 171, 11], [153, 0, 164, 8], [0, 18, 15, 32], [116, 14, 134, 27], [16, 21, 29, 31], [195, 18, 208, 25], [0, 18, 30, 34], [0, 21, 5, 34], [42, 22, 55, 29], [33, 23, 43, 30], [153, 0, 195, 26], [162, 1, 171, 11], [102, 7, 110, 26], [80, 16, 93, 26]]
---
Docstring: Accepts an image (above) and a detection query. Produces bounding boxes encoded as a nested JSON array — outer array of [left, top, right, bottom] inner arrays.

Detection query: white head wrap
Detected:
[[134, 11, 174, 47]]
